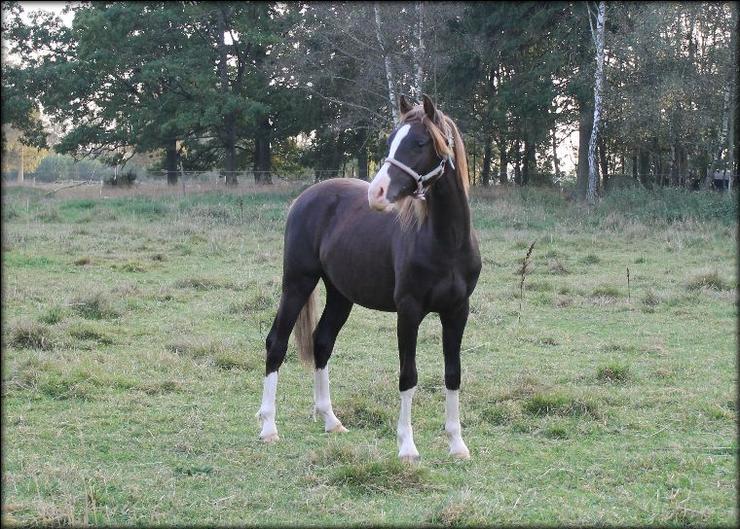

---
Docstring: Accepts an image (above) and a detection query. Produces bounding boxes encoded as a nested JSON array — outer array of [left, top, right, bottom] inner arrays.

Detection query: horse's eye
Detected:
[[417, 139, 429, 147]]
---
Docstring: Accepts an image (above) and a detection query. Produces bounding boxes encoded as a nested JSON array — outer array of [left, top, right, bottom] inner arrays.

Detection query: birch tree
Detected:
[[374, 3, 399, 123], [412, 2, 424, 99], [727, 2, 737, 191], [587, 1, 606, 204]]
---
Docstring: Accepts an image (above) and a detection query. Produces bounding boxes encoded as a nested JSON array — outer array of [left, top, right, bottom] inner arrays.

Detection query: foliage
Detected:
[[1, 2, 736, 190], [1, 125, 48, 178]]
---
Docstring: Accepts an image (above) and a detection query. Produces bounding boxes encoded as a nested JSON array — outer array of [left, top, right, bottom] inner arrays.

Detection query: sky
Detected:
[[18, 1, 75, 25]]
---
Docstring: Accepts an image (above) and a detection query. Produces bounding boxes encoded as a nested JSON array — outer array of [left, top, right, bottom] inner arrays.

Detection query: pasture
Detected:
[[2, 182, 736, 526]]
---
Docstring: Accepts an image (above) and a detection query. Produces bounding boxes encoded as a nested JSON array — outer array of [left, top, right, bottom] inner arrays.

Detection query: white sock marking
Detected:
[[397, 386, 419, 460], [445, 389, 470, 458], [258, 372, 279, 440], [314, 367, 344, 432]]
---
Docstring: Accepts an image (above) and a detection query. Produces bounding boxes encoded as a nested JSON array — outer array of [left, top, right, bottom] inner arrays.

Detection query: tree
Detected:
[[587, 1, 606, 204], [1, 125, 47, 181], [443, 2, 575, 186], [3, 2, 301, 185]]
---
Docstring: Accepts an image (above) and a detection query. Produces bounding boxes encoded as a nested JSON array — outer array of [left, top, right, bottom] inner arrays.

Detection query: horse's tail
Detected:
[[294, 286, 318, 368]]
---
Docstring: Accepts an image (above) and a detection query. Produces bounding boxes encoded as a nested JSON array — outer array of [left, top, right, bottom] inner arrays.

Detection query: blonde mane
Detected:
[[395, 105, 469, 230]]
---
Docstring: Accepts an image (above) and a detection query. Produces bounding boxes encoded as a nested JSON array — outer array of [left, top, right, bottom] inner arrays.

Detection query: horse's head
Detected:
[[368, 94, 453, 211]]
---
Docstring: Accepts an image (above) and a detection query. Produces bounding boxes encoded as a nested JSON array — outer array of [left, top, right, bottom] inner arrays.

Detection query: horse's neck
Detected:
[[426, 169, 471, 250]]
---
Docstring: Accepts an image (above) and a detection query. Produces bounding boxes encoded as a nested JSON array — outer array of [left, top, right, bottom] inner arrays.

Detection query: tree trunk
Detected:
[[481, 134, 492, 186], [412, 2, 424, 99], [357, 135, 369, 180], [498, 139, 508, 185], [374, 3, 398, 123], [705, 86, 731, 189], [638, 148, 650, 187], [522, 138, 534, 186], [728, 1, 737, 192], [253, 117, 272, 184], [224, 116, 237, 185], [587, 0, 606, 205], [599, 136, 608, 191], [577, 103, 593, 198], [18, 146, 24, 183], [670, 143, 679, 186], [217, 8, 238, 186], [165, 137, 178, 185], [513, 140, 522, 185], [552, 129, 561, 181]]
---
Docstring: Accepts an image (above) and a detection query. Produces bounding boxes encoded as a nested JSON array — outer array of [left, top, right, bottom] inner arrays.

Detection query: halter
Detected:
[[382, 125, 456, 200]]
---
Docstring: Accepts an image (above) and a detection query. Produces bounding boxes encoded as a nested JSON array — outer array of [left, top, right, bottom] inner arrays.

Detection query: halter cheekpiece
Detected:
[[382, 125, 456, 200]]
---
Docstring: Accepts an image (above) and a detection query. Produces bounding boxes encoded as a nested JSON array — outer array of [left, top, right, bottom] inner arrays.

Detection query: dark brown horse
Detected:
[[257, 95, 481, 461]]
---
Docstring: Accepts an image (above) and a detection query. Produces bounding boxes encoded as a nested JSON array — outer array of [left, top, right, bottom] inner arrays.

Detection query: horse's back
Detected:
[[284, 178, 398, 310]]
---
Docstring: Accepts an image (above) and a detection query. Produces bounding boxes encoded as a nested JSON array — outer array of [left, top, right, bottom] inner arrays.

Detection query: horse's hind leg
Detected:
[[312, 279, 353, 433], [258, 272, 319, 443]]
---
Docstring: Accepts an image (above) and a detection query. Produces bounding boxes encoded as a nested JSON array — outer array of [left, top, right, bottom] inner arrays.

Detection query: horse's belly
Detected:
[[320, 224, 397, 312]]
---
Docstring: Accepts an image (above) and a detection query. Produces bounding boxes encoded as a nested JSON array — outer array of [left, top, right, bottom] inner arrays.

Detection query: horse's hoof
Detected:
[[399, 454, 420, 464], [260, 433, 280, 444], [450, 448, 470, 460], [327, 423, 348, 434]]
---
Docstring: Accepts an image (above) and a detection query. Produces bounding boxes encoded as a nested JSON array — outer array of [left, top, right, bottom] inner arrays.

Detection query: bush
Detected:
[[69, 292, 120, 320], [686, 270, 731, 291], [104, 171, 137, 187], [597, 363, 631, 383], [7, 320, 54, 350], [597, 187, 737, 224]]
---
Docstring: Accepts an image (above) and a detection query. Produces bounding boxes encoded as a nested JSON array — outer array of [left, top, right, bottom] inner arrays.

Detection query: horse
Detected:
[[257, 94, 481, 461]]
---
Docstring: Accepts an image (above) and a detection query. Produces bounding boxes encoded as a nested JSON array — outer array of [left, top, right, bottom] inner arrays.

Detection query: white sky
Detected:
[[18, 1, 75, 25]]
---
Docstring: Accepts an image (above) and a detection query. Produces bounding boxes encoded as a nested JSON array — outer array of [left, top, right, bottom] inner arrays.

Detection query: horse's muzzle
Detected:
[[368, 170, 392, 211]]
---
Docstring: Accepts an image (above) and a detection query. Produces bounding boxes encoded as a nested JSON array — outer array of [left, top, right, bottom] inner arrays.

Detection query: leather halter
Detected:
[[382, 127, 456, 200]]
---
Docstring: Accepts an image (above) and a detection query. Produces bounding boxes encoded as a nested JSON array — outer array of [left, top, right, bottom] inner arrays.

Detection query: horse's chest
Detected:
[[404, 259, 475, 312], [428, 272, 467, 310]]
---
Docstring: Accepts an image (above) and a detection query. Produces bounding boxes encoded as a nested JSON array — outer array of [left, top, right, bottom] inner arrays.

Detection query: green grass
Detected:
[[1, 183, 736, 526]]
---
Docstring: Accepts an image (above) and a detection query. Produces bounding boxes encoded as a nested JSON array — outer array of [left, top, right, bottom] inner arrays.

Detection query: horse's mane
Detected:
[[395, 105, 469, 230]]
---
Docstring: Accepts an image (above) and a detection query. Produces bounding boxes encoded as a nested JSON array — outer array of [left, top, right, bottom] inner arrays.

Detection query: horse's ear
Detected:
[[398, 94, 413, 115], [422, 94, 437, 121]]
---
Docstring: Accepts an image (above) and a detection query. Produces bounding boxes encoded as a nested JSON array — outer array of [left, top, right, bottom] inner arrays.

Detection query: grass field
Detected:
[[2, 181, 737, 526]]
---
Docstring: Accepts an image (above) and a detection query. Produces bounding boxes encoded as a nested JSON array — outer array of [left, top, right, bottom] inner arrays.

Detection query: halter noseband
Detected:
[[382, 125, 456, 200]]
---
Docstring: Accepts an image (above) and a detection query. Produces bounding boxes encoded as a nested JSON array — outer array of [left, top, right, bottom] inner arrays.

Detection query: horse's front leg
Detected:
[[396, 305, 423, 462], [440, 300, 471, 459]]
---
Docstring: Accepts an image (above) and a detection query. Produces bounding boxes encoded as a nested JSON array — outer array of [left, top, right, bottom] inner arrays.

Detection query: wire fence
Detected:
[[2, 169, 736, 193], [1, 169, 349, 187]]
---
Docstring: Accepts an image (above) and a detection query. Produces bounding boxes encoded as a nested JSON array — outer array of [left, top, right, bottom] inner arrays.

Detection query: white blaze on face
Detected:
[[258, 372, 279, 442], [397, 385, 420, 461], [368, 124, 411, 210]]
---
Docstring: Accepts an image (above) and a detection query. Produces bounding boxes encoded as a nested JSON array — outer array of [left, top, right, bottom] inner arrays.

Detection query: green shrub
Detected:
[[38, 306, 65, 325], [686, 270, 730, 291], [69, 292, 120, 320], [523, 393, 599, 418], [597, 363, 631, 383], [7, 320, 54, 350], [598, 187, 737, 225]]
